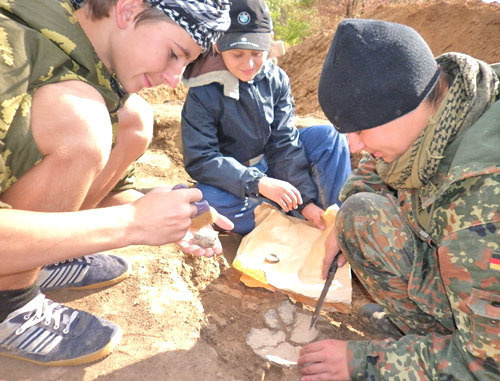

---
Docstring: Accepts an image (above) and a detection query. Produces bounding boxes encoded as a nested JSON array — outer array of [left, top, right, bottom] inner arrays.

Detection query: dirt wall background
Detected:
[[280, 0, 500, 116]]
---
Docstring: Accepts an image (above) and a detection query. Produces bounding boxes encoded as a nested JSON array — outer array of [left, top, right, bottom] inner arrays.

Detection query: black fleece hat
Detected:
[[318, 19, 440, 133], [217, 0, 272, 52]]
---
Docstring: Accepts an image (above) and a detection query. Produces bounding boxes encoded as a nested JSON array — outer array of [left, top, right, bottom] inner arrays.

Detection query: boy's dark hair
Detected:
[[81, 0, 113, 18], [426, 70, 452, 109]]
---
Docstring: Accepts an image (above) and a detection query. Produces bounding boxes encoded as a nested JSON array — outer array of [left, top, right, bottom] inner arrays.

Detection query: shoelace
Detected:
[[50, 256, 92, 267], [16, 295, 79, 335]]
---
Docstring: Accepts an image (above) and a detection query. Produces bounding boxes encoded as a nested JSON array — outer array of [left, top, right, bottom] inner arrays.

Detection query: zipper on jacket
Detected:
[[418, 229, 437, 248], [248, 82, 267, 141], [410, 191, 438, 249]]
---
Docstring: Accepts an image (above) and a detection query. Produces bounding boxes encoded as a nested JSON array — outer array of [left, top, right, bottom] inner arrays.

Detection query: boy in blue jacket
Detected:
[[181, 0, 351, 234]]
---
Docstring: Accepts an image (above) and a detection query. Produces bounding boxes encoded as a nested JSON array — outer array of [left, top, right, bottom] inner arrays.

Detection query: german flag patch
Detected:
[[490, 253, 500, 271]]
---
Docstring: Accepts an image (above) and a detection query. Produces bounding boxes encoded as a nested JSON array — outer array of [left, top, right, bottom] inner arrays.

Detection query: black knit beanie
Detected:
[[318, 19, 440, 133]]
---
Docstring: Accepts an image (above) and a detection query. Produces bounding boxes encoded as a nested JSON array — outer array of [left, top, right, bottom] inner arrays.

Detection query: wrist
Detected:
[[114, 203, 139, 246], [346, 340, 370, 380], [297, 199, 315, 214], [248, 172, 266, 197]]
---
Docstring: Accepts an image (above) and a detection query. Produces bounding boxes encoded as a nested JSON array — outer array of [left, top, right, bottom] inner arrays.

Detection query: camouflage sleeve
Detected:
[[347, 173, 500, 380], [339, 152, 394, 202], [347, 329, 493, 380]]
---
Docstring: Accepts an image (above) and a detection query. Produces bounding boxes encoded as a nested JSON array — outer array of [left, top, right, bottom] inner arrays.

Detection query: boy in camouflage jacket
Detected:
[[0, 0, 231, 366], [299, 19, 500, 380]]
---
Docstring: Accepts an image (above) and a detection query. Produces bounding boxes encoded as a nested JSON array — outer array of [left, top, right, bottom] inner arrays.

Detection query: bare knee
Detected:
[[63, 137, 110, 173], [31, 82, 114, 176], [45, 117, 112, 174], [116, 94, 154, 159]]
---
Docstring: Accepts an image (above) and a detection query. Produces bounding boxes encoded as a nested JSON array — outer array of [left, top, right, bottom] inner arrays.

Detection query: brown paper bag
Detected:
[[233, 203, 352, 312]]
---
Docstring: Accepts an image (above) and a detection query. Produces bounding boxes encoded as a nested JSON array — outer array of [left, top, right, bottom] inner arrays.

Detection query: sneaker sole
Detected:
[[0, 327, 122, 366], [46, 262, 131, 291]]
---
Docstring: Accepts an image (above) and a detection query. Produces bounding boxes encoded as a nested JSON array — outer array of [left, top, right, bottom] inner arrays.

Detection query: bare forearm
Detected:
[[0, 206, 133, 274], [1, 186, 210, 275]]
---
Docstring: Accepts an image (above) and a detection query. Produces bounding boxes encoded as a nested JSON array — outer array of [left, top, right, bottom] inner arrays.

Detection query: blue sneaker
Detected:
[[0, 293, 121, 366], [37, 254, 130, 292]]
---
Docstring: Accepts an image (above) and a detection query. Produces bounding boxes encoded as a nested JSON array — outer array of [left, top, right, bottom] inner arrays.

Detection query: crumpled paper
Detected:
[[233, 203, 352, 312]]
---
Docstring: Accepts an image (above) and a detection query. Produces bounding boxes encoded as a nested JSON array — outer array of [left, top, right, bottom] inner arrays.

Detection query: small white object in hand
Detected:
[[192, 228, 219, 248]]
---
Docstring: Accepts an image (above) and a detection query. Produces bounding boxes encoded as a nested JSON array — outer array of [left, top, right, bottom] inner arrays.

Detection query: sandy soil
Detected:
[[1, 1, 499, 380]]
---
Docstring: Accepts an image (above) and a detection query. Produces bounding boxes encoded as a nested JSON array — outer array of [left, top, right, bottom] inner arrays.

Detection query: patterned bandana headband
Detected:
[[70, 0, 231, 52], [147, 0, 231, 52]]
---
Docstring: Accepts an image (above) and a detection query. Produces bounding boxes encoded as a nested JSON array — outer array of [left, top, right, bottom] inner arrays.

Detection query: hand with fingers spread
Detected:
[[257, 176, 302, 212], [298, 340, 350, 381], [177, 206, 234, 257]]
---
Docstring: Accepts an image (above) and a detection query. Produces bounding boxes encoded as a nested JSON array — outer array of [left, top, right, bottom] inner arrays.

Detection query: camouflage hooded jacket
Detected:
[[342, 57, 500, 379], [0, 0, 126, 198]]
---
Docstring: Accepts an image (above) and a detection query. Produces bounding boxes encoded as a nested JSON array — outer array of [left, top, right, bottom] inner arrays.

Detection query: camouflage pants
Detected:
[[336, 192, 454, 335]]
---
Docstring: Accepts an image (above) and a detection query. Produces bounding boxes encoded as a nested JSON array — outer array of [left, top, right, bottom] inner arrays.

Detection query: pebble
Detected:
[[278, 301, 295, 325], [264, 309, 281, 330], [192, 228, 218, 248]]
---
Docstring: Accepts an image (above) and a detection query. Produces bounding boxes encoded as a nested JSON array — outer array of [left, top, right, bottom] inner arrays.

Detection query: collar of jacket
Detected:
[[182, 53, 269, 100], [420, 98, 500, 209]]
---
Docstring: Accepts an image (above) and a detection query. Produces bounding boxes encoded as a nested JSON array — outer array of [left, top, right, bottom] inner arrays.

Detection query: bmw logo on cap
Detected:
[[237, 11, 251, 25]]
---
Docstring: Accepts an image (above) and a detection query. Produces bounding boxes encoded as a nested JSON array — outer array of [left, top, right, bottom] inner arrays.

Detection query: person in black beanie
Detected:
[[298, 19, 500, 380]]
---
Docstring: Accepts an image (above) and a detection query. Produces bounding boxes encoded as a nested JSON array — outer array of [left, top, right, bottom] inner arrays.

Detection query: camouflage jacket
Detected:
[[342, 91, 500, 377], [0, 0, 127, 197]]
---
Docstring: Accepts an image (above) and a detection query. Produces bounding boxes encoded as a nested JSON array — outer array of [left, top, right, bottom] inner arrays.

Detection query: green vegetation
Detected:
[[267, 0, 319, 46]]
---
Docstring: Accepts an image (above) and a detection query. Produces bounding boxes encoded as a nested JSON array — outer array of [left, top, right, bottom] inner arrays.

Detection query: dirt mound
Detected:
[[280, 0, 500, 116], [139, 83, 188, 105]]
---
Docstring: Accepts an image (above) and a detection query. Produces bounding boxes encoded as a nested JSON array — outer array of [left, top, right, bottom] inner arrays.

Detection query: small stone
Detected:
[[244, 301, 259, 310], [192, 228, 219, 248], [209, 312, 227, 328], [264, 309, 281, 330], [278, 301, 295, 326]]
